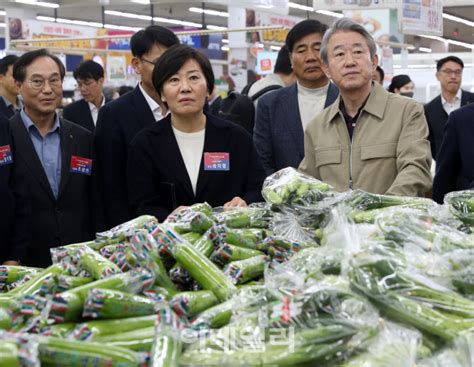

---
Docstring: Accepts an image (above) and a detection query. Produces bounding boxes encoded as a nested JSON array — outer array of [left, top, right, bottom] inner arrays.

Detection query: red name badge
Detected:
[[70, 155, 92, 175], [204, 152, 230, 171], [0, 145, 13, 166]]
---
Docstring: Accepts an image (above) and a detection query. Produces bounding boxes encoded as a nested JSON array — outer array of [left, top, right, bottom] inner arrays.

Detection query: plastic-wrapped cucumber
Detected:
[[96, 215, 158, 242], [37, 334, 141, 366], [168, 210, 214, 234], [262, 167, 334, 206], [216, 206, 272, 229], [445, 190, 474, 225], [95, 326, 155, 351], [344, 189, 433, 211], [210, 244, 264, 267], [48, 269, 154, 323], [223, 255, 268, 285], [150, 306, 183, 367], [6, 264, 66, 297], [172, 241, 237, 301], [0, 307, 12, 330], [225, 228, 266, 250], [0, 266, 42, 289], [0, 341, 20, 367], [82, 288, 158, 319], [181, 232, 202, 244], [170, 290, 219, 318], [69, 315, 156, 341], [78, 246, 121, 280], [56, 275, 93, 293]]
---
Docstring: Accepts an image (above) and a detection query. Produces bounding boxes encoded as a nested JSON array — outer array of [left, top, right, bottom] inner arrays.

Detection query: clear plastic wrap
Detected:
[[96, 215, 158, 242], [223, 255, 268, 285], [418, 331, 474, 367], [166, 208, 215, 235], [445, 190, 474, 226], [169, 290, 219, 319], [78, 246, 121, 280], [0, 266, 42, 292], [214, 204, 273, 229], [261, 167, 335, 206]]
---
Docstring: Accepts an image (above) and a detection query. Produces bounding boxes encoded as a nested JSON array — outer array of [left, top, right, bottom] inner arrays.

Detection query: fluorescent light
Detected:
[[36, 15, 140, 32], [221, 46, 229, 51], [0, 10, 6, 15], [130, 0, 150, 3], [189, 7, 228, 18], [15, 0, 59, 8], [421, 34, 474, 50], [270, 45, 281, 51], [419, 46, 432, 53], [153, 16, 201, 28], [0, 23, 5, 28], [288, 2, 313, 11], [316, 10, 343, 18], [206, 25, 227, 30], [105, 10, 151, 21], [222, 39, 229, 43], [443, 13, 474, 27]]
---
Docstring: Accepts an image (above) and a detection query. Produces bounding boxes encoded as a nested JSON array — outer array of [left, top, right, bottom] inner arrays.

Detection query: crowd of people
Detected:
[[0, 17, 472, 267]]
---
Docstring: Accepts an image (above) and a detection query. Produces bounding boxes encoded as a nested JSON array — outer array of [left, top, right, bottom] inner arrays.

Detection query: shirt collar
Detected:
[[20, 108, 60, 134], [139, 82, 161, 114], [441, 88, 462, 105], [1, 95, 22, 109], [87, 95, 105, 111]]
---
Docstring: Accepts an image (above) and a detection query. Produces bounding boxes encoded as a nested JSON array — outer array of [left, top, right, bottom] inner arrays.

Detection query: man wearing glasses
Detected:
[[62, 60, 110, 132], [95, 25, 179, 228], [425, 56, 474, 160], [9, 49, 103, 267]]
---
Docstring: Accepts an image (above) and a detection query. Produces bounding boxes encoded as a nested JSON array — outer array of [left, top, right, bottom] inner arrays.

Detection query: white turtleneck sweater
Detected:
[[297, 82, 330, 131]]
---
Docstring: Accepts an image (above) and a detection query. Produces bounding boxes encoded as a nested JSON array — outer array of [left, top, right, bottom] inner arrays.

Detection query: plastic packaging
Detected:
[[445, 190, 474, 226]]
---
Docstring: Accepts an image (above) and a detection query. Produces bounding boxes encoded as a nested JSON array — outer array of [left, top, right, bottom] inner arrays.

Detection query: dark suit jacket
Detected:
[[95, 86, 156, 227], [62, 98, 110, 132], [10, 114, 103, 267], [0, 98, 15, 120], [0, 115, 30, 263], [424, 89, 474, 160], [254, 82, 339, 176], [432, 103, 474, 204], [127, 113, 266, 222]]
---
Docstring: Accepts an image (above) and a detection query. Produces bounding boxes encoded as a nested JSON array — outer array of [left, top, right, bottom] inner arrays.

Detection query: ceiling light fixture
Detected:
[[316, 10, 344, 18], [189, 7, 229, 18], [130, 0, 150, 4], [36, 15, 141, 32], [419, 46, 432, 53], [15, 0, 59, 8], [288, 2, 313, 11], [270, 45, 281, 51], [421, 34, 473, 50], [288, 2, 343, 17], [443, 13, 474, 27], [0, 23, 5, 28], [0, 10, 6, 15]]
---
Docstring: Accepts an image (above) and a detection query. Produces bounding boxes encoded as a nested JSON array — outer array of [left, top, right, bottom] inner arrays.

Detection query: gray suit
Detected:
[[253, 83, 339, 176]]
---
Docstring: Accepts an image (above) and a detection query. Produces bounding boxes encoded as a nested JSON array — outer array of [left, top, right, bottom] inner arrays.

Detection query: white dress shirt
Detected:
[[139, 82, 162, 121], [87, 95, 106, 126], [441, 88, 462, 116]]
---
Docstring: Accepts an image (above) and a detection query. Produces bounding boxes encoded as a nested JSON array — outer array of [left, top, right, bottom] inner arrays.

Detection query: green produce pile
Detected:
[[1, 168, 473, 366]]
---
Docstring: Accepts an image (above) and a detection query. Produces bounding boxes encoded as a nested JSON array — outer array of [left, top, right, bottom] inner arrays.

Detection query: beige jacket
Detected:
[[299, 83, 432, 197]]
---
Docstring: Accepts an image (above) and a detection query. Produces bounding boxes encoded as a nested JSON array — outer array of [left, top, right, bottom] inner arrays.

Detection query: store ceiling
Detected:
[[1, 0, 473, 53]]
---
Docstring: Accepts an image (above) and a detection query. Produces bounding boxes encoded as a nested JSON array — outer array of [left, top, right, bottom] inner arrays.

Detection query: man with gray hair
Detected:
[[299, 18, 431, 197]]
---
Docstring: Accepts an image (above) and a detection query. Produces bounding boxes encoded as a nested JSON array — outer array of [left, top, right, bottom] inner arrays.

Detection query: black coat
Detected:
[[0, 115, 30, 263], [424, 90, 474, 160], [433, 103, 474, 203], [0, 98, 15, 120], [62, 98, 111, 132], [95, 86, 156, 228], [10, 114, 104, 267], [127, 113, 266, 222]]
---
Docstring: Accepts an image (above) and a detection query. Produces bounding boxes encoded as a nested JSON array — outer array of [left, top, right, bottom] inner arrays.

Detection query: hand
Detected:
[[224, 197, 247, 209], [3, 261, 19, 266]]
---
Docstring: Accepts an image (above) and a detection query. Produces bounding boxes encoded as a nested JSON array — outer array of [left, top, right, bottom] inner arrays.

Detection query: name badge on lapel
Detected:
[[70, 155, 92, 175], [204, 152, 230, 171], [0, 145, 13, 166]]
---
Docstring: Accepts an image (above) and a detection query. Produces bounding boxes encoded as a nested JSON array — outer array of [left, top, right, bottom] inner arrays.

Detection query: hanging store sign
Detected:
[[313, 0, 398, 10], [254, 11, 302, 43], [398, 0, 443, 36]]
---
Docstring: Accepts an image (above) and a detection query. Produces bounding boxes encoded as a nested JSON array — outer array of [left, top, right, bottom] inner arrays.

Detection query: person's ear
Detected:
[[131, 57, 141, 75], [371, 54, 379, 72]]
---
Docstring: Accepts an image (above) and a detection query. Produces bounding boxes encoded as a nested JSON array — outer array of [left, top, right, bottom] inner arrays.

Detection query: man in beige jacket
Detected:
[[299, 18, 431, 197]]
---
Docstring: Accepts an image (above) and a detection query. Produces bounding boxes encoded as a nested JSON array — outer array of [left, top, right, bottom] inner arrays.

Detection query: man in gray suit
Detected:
[[253, 19, 339, 176]]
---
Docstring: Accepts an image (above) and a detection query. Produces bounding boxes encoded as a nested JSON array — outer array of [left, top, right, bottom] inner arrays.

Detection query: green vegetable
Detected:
[[95, 326, 155, 351], [223, 255, 268, 284], [226, 228, 266, 250], [172, 241, 237, 301], [0, 341, 20, 367], [7, 264, 66, 297], [170, 290, 219, 318], [0, 266, 42, 288], [83, 288, 158, 319], [150, 306, 183, 367], [210, 244, 264, 266], [79, 247, 121, 280], [0, 307, 13, 330]]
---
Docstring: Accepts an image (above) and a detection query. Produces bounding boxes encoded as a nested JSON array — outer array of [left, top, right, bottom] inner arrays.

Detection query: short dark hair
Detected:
[[0, 55, 19, 75], [376, 65, 384, 82], [152, 44, 214, 97], [13, 49, 65, 83], [436, 56, 464, 71], [274, 47, 292, 75], [73, 60, 104, 81], [388, 74, 412, 93], [131, 25, 179, 58], [285, 19, 328, 52]]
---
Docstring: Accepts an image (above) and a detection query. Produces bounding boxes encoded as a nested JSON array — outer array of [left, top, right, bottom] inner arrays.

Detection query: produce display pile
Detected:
[[1, 167, 473, 366]]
